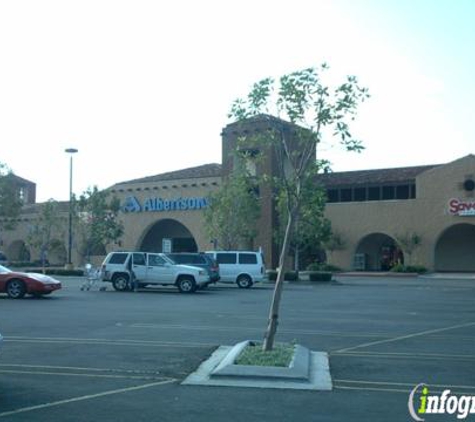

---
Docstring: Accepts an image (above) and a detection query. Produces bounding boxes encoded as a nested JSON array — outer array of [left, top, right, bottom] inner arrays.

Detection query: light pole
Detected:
[[65, 148, 78, 268]]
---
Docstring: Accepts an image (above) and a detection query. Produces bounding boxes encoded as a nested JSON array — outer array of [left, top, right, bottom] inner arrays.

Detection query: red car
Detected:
[[0, 265, 62, 299]]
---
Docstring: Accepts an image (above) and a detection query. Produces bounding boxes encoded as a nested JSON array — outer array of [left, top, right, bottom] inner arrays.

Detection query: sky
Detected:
[[1, 0, 474, 202]]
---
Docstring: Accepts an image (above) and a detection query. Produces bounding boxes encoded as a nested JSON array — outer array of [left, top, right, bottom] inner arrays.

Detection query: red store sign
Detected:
[[448, 198, 475, 216]]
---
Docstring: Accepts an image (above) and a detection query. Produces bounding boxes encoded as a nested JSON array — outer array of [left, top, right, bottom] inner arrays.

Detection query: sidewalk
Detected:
[[418, 272, 475, 280], [338, 271, 475, 280]]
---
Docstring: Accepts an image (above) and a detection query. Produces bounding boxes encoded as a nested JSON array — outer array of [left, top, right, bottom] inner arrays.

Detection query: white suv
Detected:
[[101, 252, 209, 293], [205, 251, 266, 288]]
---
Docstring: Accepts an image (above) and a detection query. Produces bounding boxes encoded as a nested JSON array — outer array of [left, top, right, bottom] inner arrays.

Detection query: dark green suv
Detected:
[[166, 253, 220, 285]]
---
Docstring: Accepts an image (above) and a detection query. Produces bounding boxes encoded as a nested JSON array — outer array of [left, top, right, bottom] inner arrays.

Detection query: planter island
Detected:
[[182, 340, 332, 391]]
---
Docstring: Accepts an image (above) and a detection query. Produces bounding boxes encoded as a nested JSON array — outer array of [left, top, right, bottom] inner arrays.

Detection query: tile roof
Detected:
[[317, 164, 440, 187], [20, 201, 70, 215], [112, 163, 222, 186], [5, 173, 36, 186]]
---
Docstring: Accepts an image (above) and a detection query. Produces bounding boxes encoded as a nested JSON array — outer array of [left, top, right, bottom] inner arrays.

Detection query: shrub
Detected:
[[405, 265, 428, 274], [306, 262, 341, 272], [236, 342, 295, 367], [24, 268, 84, 276], [9, 261, 38, 268], [321, 264, 341, 272], [390, 264, 427, 274], [390, 263, 405, 273], [266, 270, 300, 281], [284, 271, 299, 281], [308, 271, 333, 282]]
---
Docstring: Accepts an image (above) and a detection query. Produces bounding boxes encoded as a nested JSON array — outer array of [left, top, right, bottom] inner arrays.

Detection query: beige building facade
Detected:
[[321, 154, 475, 272], [1, 116, 474, 272], [108, 164, 222, 256]]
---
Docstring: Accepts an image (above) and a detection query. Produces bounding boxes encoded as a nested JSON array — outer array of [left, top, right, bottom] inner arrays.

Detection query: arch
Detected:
[[139, 218, 198, 253], [6, 240, 30, 262], [434, 223, 475, 272], [48, 241, 67, 265], [354, 232, 402, 271]]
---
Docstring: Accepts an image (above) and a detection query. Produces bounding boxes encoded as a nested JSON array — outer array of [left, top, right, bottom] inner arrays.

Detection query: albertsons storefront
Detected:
[[107, 152, 475, 272], [109, 163, 221, 256], [3, 116, 475, 272]]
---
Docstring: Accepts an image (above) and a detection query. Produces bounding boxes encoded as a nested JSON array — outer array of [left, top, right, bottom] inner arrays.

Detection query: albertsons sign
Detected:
[[122, 196, 209, 213]]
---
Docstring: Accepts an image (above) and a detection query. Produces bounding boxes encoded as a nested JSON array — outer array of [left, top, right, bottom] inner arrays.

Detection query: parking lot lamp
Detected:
[[65, 148, 78, 268]]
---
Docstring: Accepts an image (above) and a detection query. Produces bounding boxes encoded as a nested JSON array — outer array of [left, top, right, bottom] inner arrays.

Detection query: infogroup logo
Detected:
[[408, 383, 475, 421]]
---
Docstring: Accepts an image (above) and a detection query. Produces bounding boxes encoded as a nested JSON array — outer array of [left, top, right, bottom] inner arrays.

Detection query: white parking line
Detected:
[[0, 363, 161, 375], [334, 379, 475, 395], [332, 350, 475, 362], [335, 379, 475, 390], [0, 379, 176, 418], [334, 321, 475, 353], [6, 336, 215, 348], [130, 323, 393, 338], [0, 369, 159, 380], [334, 385, 410, 394]]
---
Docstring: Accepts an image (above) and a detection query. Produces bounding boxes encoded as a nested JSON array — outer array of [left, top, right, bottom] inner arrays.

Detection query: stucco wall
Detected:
[[111, 175, 221, 254], [326, 155, 475, 271]]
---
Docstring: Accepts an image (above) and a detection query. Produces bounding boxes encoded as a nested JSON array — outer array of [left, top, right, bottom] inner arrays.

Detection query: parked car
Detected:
[[166, 253, 220, 286], [100, 251, 210, 293], [0, 265, 62, 299], [205, 251, 266, 288], [0, 332, 2, 353]]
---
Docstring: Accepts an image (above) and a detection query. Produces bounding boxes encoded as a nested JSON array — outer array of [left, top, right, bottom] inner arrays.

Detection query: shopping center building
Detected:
[[2, 116, 474, 272]]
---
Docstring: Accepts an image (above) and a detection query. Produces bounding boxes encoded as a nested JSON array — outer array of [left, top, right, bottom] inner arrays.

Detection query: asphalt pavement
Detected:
[[0, 275, 474, 421]]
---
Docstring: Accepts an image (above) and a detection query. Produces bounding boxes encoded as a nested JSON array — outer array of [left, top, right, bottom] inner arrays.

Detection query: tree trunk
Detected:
[[294, 247, 299, 272], [262, 210, 294, 351]]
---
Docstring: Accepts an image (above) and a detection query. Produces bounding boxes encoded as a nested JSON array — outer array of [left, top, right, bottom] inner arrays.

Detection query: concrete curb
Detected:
[[182, 341, 332, 391]]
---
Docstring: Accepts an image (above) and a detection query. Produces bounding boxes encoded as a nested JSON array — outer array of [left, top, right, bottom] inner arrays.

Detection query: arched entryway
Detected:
[[354, 233, 402, 271], [6, 240, 30, 262], [139, 219, 198, 253], [434, 223, 475, 272]]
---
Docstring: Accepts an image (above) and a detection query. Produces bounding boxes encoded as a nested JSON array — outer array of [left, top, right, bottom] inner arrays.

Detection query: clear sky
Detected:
[[1, 0, 474, 202]]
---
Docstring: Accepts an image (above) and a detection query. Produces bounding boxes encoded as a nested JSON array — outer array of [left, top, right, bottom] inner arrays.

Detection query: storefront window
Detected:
[[396, 185, 410, 199], [368, 187, 381, 201], [341, 188, 352, 202], [354, 187, 367, 201]]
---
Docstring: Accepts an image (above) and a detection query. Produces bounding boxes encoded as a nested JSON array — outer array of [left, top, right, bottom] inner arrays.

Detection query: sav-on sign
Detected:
[[122, 196, 209, 213], [448, 198, 475, 216]]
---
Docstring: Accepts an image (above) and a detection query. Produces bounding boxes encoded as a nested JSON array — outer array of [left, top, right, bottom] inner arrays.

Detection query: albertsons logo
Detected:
[[408, 383, 475, 420], [122, 196, 141, 213]]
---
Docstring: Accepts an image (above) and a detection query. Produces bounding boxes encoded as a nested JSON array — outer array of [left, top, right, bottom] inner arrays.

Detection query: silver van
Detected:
[[205, 251, 266, 288]]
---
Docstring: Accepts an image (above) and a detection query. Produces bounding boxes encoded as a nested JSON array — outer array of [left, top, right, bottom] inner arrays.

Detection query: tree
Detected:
[[27, 199, 67, 269], [274, 161, 331, 271], [229, 64, 369, 350], [395, 232, 422, 265], [75, 186, 124, 263], [0, 163, 23, 234], [322, 231, 347, 264], [204, 159, 260, 250]]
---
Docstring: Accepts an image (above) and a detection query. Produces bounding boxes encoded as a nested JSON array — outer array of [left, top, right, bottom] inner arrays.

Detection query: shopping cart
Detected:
[[80, 264, 106, 291]]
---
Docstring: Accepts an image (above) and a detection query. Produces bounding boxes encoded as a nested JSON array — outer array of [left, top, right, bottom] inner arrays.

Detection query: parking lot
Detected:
[[0, 275, 474, 421]]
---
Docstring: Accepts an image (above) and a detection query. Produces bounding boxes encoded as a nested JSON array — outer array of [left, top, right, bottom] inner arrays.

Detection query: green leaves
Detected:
[[0, 164, 23, 231], [228, 64, 369, 155], [203, 160, 260, 250], [227, 63, 369, 268], [26, 199, 65, 262], [76, 186, 124, 259]]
